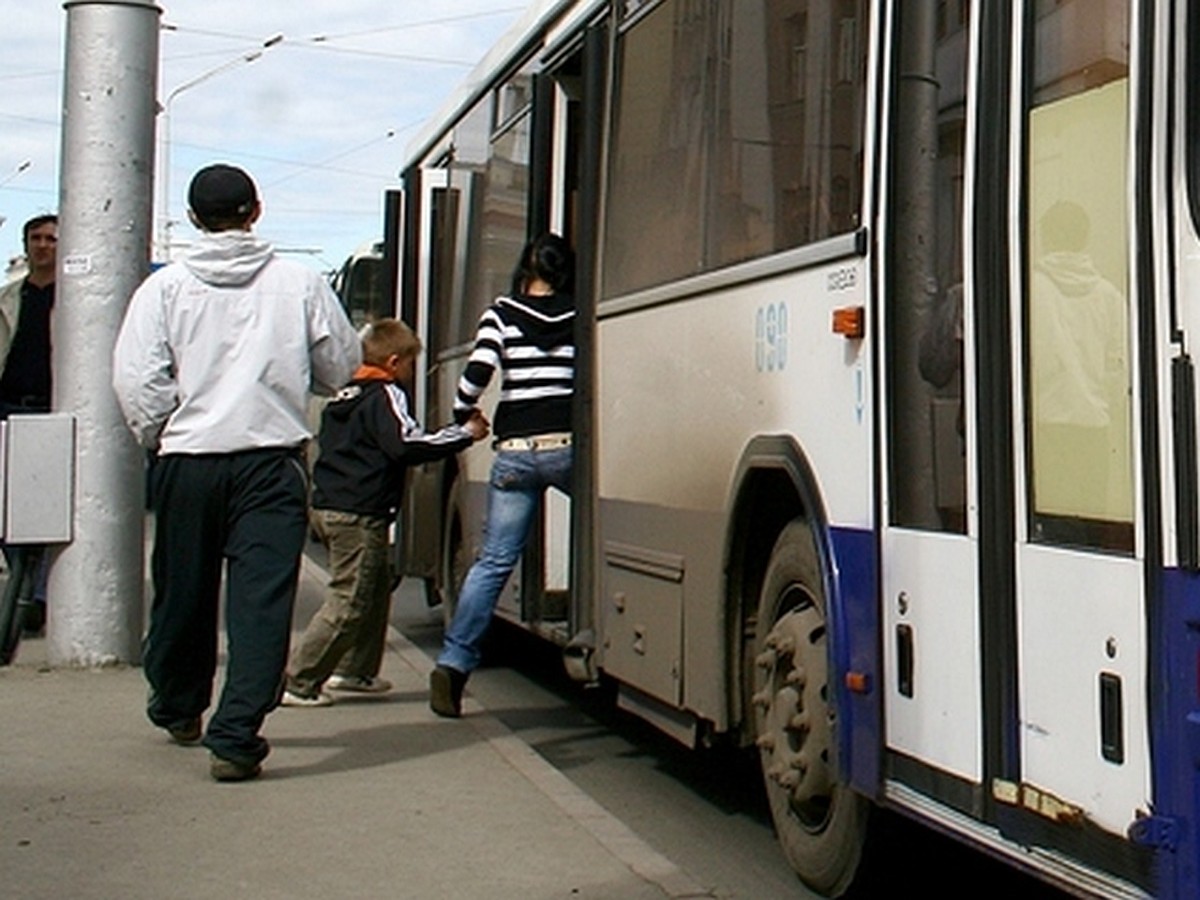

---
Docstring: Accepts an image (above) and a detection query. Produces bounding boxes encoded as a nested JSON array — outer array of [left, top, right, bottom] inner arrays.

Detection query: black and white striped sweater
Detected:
[[454, 293, 575, 440]]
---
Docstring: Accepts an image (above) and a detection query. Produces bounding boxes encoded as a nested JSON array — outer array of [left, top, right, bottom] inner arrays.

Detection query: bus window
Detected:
[[457, 95, 531, 337], [346, 256, 383, 324], [1025, 0, 1133, 552], [427, 184, 461, 364], [332, 243, 385, 329], [602, 0, 868, 298], [603, 0, 708, 296], [1189, 2, 1200, 232], [887, 0, 970, 533], [711, 0, 867, 268]]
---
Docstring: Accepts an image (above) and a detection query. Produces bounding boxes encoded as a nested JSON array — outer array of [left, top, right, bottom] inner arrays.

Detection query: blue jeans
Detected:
[[438, 446, 572, 674]]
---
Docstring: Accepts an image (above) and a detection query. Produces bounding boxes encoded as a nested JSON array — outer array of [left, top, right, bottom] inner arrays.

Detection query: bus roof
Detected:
[[399, 0, 583, 174]]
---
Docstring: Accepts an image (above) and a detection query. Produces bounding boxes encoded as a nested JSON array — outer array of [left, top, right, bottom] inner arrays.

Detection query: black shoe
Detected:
[[21, 602, 45, 637], [209, 752, 262, 782], [166, 717, 202, 745], [429, 665, 467, 718]]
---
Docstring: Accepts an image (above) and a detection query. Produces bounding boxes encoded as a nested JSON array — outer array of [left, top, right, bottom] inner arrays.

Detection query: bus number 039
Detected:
[[755, 302, 788, 373]]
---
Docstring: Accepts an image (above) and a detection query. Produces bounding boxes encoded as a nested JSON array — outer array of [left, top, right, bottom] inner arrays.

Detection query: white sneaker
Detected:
[[325, 675, 392, 694], [280, 689, 334, 707]]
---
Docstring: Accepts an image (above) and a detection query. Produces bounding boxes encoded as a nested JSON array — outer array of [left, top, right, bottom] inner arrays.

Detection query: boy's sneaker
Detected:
[[326, 675, 392, 694], [280, 689, 334, 708]]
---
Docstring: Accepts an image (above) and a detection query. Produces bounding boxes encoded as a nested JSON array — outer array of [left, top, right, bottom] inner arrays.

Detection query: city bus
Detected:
[[330, 239, 387, 327], [388, 1, 1200, 896]]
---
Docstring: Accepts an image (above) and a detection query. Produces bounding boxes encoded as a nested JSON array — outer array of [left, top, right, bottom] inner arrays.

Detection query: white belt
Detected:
[[495, 432, 572, 452]]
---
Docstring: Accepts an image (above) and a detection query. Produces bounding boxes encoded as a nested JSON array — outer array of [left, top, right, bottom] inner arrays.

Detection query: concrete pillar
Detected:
[[51, 0, 160, 665]]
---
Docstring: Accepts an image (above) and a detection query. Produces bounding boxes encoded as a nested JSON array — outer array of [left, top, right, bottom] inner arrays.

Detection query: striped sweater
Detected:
[[454, 293, 575, 440]]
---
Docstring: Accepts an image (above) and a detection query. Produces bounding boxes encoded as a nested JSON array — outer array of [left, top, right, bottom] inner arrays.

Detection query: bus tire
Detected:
[[753, 519, 868, 897]]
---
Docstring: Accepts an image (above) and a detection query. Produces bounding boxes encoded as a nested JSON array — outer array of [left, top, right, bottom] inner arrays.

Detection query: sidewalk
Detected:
[[0, 555, 708, 900]]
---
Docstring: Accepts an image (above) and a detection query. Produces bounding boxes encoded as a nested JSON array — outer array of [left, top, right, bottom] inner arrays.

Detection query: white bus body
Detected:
[[394, 2, 1200, 897]]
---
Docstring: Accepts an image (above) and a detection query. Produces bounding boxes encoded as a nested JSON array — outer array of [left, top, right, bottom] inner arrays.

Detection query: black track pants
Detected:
[[144, 448, 308, 765]]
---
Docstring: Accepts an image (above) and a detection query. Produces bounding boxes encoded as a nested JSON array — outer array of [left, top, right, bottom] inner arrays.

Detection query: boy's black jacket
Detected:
[[312, 370, 472, 517]]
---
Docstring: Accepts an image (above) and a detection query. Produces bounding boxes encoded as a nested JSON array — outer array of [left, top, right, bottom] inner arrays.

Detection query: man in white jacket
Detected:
[[113, 164, 360, 782]]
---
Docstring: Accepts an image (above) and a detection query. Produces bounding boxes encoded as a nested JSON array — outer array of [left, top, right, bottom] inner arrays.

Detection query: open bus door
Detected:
[[401, 166, 454, 594], [512, 25, 605, 672]]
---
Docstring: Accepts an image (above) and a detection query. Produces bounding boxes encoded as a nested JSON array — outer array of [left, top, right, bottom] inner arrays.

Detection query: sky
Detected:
[[0, 1, 527, 275]]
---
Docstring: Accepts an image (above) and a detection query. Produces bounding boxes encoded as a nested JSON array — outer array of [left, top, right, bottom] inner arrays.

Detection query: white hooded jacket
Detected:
[[112, 231, 360, 453], [1029, 249, 1128, 429]]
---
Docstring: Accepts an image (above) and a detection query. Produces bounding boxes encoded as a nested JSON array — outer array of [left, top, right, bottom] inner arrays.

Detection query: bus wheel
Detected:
[[753, 519, 867, 897], [440, 477, 469, 629]]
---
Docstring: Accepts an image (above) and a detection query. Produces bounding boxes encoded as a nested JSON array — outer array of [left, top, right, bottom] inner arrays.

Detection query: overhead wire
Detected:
[[162, 8, 524, 45]]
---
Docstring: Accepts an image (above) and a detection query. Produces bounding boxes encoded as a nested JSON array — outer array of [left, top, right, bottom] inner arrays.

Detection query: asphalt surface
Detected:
[[0, 554, 710, 900]]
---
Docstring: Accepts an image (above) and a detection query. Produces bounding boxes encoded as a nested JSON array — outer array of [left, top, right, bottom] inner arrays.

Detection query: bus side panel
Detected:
[[596, 265, 872, 523], [1152, 568, 1200, 900], [597, 498, 725, 719], [596, 261, 872, 730]]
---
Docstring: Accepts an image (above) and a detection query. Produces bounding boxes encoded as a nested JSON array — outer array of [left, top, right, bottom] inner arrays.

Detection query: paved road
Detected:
[[390, 582, 1071, 899]]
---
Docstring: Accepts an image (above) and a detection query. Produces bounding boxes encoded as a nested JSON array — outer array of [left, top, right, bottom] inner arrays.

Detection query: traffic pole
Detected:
[[51, 0, 160, 665]]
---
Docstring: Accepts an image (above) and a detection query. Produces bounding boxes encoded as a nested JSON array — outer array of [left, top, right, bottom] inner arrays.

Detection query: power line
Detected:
[[171, 121, 420, 183], [307, 7, 526, 41], [260, 130, 399, 190], [162, 8, 524, 45], [163, 31, 479, 68], [283, 44, 476, 67], [164, 44, 472, 67], [0, 111, 59, 128], [2, 9, 526, 101], [0, 185, 57, 198], [0, 68, 60, 84], [264, 207, 383, 218]]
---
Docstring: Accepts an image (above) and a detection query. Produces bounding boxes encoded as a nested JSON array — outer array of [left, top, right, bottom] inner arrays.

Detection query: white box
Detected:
[[6, 413, 73, 543]]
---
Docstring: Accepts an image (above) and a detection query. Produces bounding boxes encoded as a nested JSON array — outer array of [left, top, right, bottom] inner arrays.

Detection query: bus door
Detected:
[[884, 0, 1152, 870], [413, 168, 451, 425], [881, 0, 983, 807], [1010, 0, 1151, 846], [402, 165, 459, 586], [518, 28, 604, 652]]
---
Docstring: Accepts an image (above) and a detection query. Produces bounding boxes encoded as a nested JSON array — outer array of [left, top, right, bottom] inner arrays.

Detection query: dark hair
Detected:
[[510, 233, 574, 297], [23, 214, 57, 246]]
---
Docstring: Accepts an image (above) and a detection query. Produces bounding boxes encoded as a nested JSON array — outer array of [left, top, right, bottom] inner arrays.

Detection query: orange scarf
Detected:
[[354, 363, 392, 382]]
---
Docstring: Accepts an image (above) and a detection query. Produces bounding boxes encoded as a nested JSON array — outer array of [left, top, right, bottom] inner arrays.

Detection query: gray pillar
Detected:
[[51, 0, 160, 665]]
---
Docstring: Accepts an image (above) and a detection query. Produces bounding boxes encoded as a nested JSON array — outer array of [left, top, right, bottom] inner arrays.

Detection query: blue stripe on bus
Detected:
[[827, 525, 881, 797], [1152, 568, 1200, 900]]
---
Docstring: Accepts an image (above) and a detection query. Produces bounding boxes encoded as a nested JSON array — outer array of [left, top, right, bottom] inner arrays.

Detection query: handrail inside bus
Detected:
[[597, 228, 867, 320]]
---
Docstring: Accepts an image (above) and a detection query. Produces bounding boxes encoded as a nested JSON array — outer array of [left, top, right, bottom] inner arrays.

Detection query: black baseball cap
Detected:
[[188, 164, 258, 221]]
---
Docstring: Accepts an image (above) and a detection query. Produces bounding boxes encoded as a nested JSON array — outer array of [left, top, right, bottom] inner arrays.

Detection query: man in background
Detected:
[[0, 214, 57, 634]]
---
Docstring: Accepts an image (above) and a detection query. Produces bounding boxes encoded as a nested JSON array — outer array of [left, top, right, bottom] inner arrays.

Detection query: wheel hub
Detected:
[[755, 587, 834, 829]]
